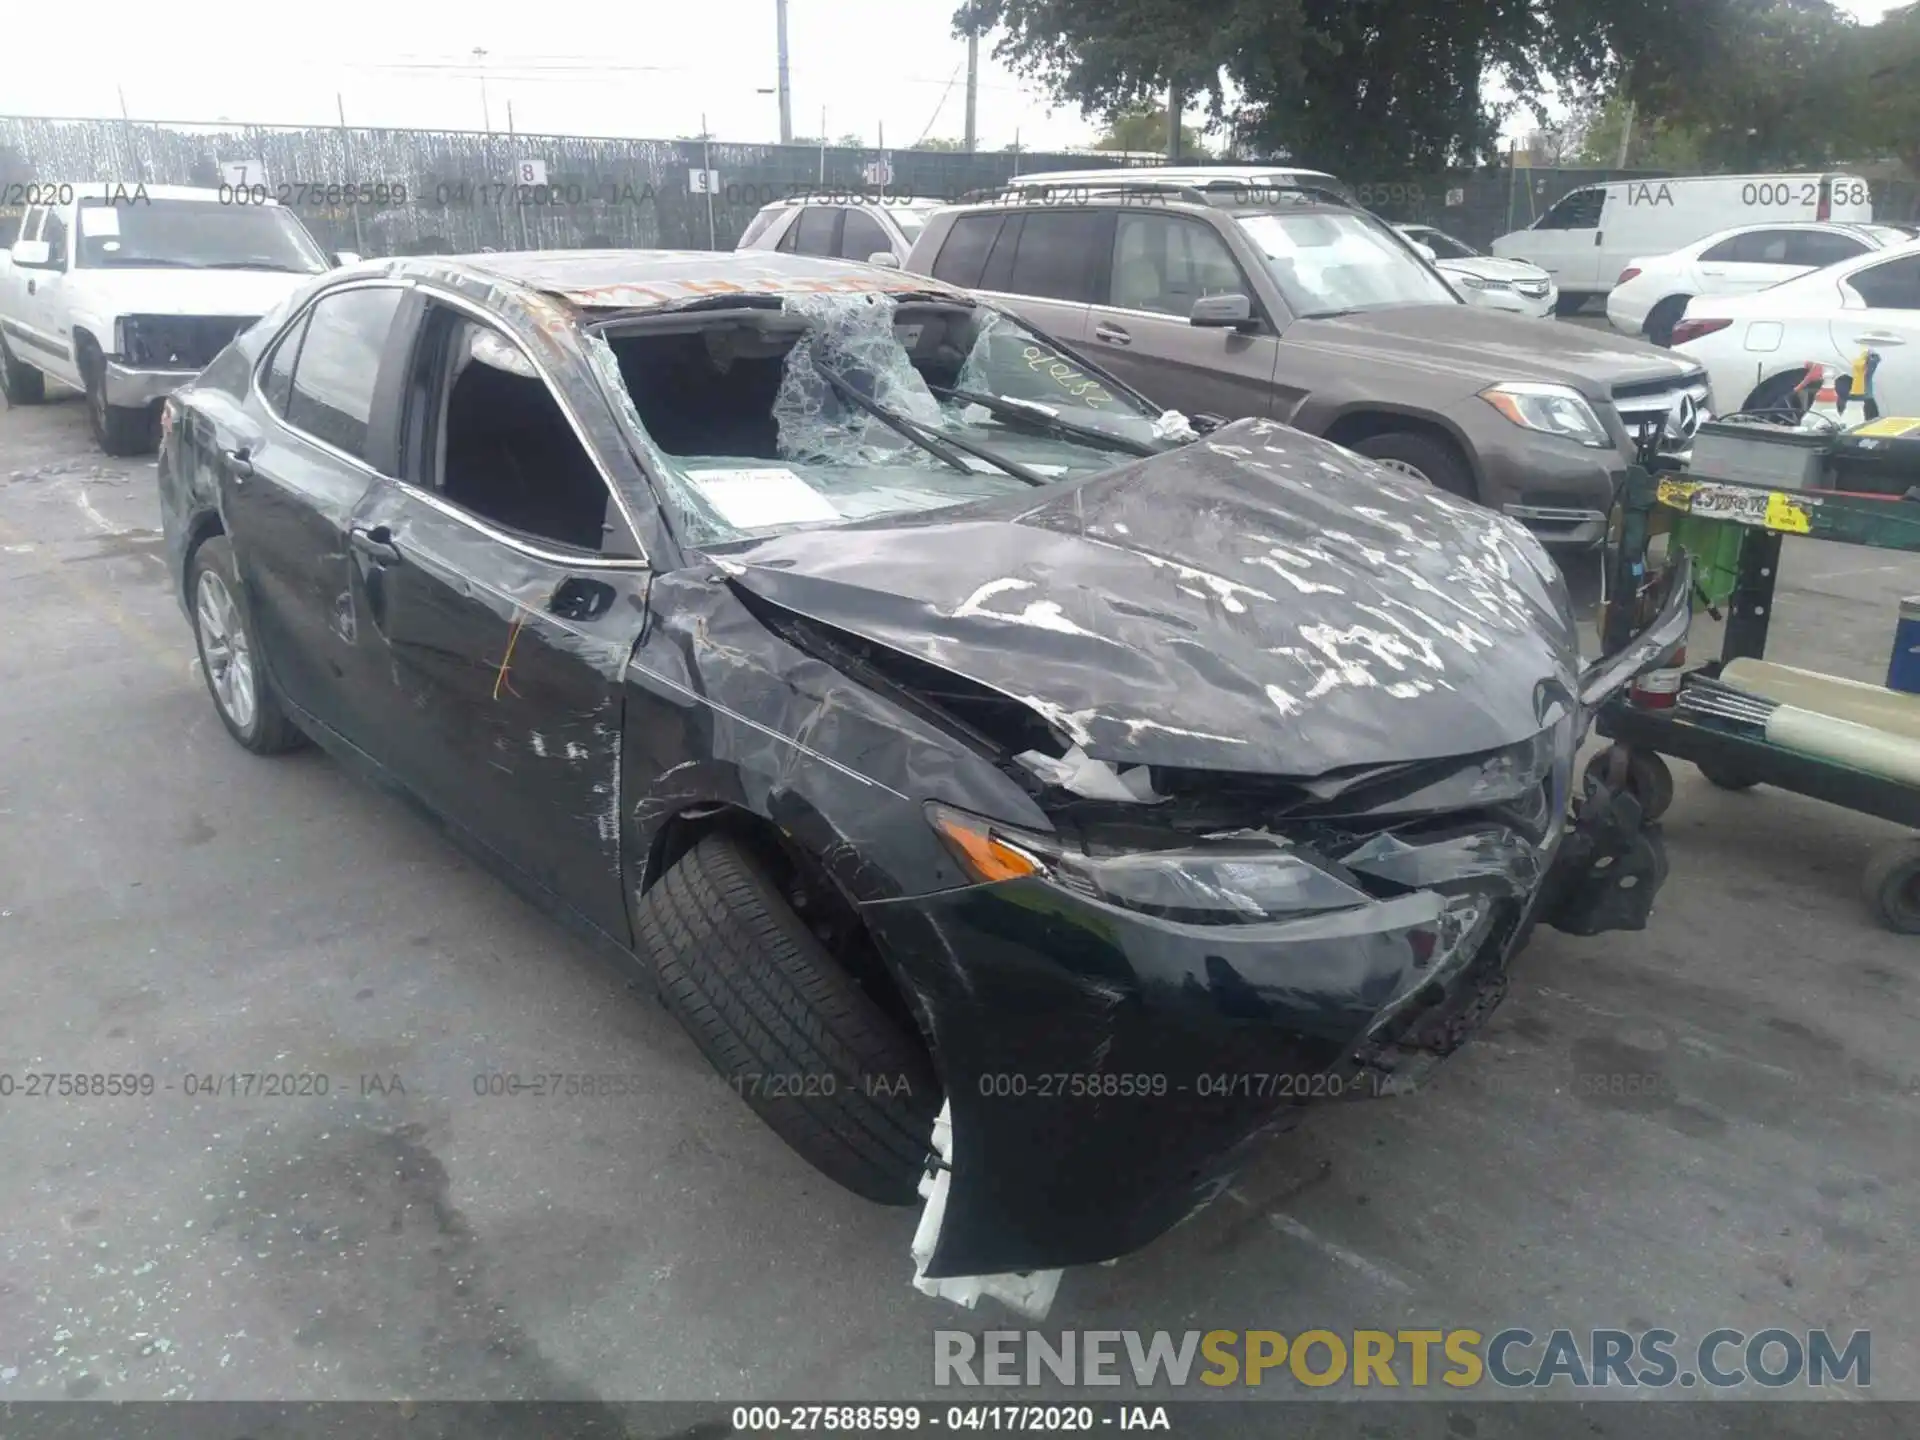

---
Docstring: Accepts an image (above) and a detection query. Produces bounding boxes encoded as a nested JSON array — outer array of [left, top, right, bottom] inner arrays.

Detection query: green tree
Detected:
[[1094, 103, 1212, 157], [913, 137, 967, 151], [956, 0, 1731, 176]]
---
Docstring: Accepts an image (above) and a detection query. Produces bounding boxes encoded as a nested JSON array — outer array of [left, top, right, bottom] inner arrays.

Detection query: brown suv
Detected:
[[903, 188, 1711, 545]]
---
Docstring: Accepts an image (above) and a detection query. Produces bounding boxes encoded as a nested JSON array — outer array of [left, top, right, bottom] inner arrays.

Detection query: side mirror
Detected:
[[1190, 412, 1229, 435], [867, 251, 902, 268], [1190, 292, 1255, 330], [10, 239, 51, 267], [331, 250, 362, 267]]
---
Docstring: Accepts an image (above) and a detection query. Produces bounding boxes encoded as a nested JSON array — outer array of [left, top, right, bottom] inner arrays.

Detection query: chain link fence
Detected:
[[5, 115, 1917, 256]]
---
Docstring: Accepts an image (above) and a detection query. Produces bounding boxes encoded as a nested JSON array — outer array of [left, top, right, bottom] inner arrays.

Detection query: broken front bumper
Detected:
[[865, 756, 1669, 1282]]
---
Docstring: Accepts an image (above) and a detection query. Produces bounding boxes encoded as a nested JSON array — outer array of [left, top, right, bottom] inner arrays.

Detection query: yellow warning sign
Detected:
[[1764, 491, 1812, 533], [1850, 415, 1920, 438]]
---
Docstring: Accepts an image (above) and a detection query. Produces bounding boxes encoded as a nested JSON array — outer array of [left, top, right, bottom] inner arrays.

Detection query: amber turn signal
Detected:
[[927, 805, 1045, 884]]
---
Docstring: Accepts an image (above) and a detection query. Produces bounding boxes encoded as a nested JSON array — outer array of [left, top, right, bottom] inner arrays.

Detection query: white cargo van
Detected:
[[1490, 172, 1873, 312]]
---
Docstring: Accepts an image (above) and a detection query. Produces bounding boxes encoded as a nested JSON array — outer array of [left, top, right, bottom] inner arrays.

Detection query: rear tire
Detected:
[[188, 536, 307, 755], [0, 333, 47, 405], [1353, 431, 1477, 500], [1643, 296, 1692, 348], [81, 349, 154, 456], [1862, 837, 1920, 934], [636, 834, 939, 1203]]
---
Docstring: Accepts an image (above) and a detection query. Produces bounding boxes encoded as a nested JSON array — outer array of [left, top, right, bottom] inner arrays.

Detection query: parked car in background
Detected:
[[1674, 237, 1920, 417], [904, 184, 1709, 546], [0, 183, 350, 453], [1396, 223, 1557, 318], [736, 197, 944, 267], [997, 164, 1352, 203], [1492, 172, 1874, 314], [1607, 221, 1907, 345], [156, 247, 1682, 1294]]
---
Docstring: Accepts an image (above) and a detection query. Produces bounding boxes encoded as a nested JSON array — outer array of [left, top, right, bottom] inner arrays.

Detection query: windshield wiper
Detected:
[[933, 385, 1160, 457], [808, 341, 1048, 487]]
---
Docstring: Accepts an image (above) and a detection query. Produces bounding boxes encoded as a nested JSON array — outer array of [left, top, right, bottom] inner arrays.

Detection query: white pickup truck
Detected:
[[0, 184, 355, 454]]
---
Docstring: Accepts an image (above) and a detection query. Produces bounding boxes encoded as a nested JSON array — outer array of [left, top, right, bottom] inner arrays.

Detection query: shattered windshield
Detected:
[[596, 292, 1188, 546]]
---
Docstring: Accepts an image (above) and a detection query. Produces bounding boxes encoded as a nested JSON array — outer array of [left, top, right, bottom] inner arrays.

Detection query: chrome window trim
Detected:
[[248, 274, 652, 573]]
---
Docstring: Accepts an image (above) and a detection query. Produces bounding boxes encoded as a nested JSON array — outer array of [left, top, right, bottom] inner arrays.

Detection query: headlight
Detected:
[[926, 803, 1372, 924], [1479, 381, 1611, 449], [1453, 274, 1489, 291]]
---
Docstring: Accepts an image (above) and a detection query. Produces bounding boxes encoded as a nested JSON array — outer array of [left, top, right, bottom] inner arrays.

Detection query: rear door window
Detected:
[[283, 286, 405, 460], [929, 213, 1006, 288], [1002, 210, 1109, 303], [1849, 255, 1920, 311]]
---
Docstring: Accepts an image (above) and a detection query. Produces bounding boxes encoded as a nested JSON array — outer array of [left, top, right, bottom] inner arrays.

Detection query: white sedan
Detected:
[[1673, 238, 1920, 417], [1608, 221, 1911, 346], [1397, 224, 1557, 318]]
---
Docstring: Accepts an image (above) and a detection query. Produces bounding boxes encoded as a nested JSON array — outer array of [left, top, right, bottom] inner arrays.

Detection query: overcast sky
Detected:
[[5, 0, 1904, 155]]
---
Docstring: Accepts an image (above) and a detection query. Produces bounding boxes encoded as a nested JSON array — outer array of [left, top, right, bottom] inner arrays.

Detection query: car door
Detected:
[[220, 280, 409, 743], [1697, 229, 1821, 296], [338, 294, 651, 939], [7, 206, 77, 384], [1512, 186, 1605, 290], [1833, 254, 1920, 418], [1084, 209, 1279, 417]]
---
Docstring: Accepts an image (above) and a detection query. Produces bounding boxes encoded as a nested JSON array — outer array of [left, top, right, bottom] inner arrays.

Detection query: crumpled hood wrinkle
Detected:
[[709, 419, 1580, 777]]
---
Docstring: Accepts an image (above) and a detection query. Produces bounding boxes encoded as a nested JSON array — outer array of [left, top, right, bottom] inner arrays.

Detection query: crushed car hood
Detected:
[[1287, 304, 1701, 400], [708, 418, 1580, 778]]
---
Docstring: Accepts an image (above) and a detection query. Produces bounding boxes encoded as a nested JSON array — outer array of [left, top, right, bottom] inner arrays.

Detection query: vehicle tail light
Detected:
[[1670, 317, 1731, 347], [1617, 267, 1641, 285]]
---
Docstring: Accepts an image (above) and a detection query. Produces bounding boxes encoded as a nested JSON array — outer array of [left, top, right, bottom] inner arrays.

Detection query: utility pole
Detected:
[[964, 28, 979, 152], [1166, 83, 1184, 163], [1614, 98, 1637, 169], [473, 47, 492, 132], [776, 0, 794, 144]]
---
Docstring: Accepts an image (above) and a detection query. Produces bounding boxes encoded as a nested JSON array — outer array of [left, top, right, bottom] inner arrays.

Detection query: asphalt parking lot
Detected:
[[1, 377, 1916, 1430]]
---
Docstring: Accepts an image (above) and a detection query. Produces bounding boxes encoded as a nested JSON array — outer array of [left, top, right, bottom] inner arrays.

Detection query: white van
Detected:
[[1490, 172, 1873, 312]]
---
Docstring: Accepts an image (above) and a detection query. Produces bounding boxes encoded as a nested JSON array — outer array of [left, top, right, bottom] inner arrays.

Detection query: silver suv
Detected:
[[737, 198, 945, 267], [902, 186, 1710, 546]]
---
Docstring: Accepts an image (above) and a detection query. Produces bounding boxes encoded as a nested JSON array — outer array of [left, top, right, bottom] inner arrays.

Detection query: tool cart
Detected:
[[1590, 420, 1920, 933]]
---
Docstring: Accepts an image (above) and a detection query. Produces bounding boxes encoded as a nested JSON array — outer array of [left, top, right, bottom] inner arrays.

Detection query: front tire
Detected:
[[82, 352, 154, 456], [636, 834, 939, 1204], [1353, 431, 1477, 500], [188, 536, 306, 755], [1554, 293, 1588, 317], [0, 333, 47, 405]]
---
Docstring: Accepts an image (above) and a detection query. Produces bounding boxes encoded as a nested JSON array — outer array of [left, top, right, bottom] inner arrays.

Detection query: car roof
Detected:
[[1006, 165, 1340, 186], [426, 248, 968, 310], [757, 195, 941, 212]]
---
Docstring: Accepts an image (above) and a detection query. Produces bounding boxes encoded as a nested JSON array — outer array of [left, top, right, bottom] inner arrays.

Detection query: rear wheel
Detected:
[[636, 833, 940, 1203], [188, 536, 307, 755], [1353, 432, 1477, 500], [0, 332, 47, 405], [1739, 372, 1805, 423], [1862, 837, 1920, 934], [1643, 295, 1692, 348]]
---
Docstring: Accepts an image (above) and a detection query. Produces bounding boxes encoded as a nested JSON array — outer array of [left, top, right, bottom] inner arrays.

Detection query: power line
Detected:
[[911, 59, 966, 146]]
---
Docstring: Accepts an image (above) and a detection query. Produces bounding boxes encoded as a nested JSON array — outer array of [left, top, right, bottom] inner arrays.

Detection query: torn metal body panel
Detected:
[[153, 248, 1686, 1294]]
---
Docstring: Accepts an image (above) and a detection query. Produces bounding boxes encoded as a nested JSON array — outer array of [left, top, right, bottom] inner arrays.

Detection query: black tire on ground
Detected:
[[187, 535, 308, 755], [0, 332, 47, 405], [1353, 431, 1477, 500], [1696, 756, 1763, 792], [81, 349, 154, 456], [636, 834, 940, 1204], [1861, 836, 1920, 934], [1643, 295, 1693, 348], [1554, 292, 1588, 317], [1740, 372, 1805, 423], [1583, 746, 1675, 824]]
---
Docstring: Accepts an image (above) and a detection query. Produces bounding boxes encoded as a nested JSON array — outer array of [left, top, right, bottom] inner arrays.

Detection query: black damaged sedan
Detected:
[[157, 250, 1685, 1294]]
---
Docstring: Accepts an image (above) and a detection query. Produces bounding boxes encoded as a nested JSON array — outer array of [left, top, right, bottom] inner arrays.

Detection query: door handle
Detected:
[[1854, 333, 1907, 346], [221, 447, 254, 480], [25, 278, 36, 295], [1093, 323, 1131, 346], [349, 524, 402, 564]]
